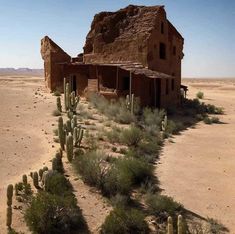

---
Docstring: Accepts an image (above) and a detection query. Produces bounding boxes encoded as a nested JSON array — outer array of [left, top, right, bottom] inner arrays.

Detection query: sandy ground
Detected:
[[0, 76, 55, 233], [0, 76, 111, 233], [157, 78, 235, 233]]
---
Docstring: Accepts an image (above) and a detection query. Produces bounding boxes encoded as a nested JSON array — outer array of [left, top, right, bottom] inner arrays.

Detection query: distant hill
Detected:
[[0, 68, 44, 76]]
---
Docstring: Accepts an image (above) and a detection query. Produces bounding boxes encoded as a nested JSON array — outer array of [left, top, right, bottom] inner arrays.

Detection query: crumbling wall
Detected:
[[41, 36, 71, 91], [83, 5, 162, 66]]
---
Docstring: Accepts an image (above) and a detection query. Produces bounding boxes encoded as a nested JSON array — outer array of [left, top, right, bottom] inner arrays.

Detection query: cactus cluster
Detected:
[[73, 126, 84, 147], [64, 78, 80, 113], [167, 215, 183, 234], [6, 184, 13, 229], [126, 94, 134, 114]]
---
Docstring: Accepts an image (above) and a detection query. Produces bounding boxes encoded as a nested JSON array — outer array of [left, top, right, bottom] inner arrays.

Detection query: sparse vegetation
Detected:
[[52, 109, 61, 116], [196, 91, 204, 99], [101, 207, 149, 234]]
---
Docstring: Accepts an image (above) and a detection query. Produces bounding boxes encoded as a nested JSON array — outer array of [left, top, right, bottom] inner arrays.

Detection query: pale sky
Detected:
[[0, 0, 234, 78]]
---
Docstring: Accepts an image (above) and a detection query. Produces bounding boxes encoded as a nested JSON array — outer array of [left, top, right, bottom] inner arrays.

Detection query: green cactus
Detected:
[[73, 126, 84, 147], [67, 111, 73, 120], [65, 82, 70, 112], [22, 174, 27, 185], [42, 166, 48, 172], [14, 183, 19, 196], [126, 94, 134, 114], [33, 172, 39, 189], [58, 116, 65, 150], [66, 134, 74, 162], [167, 216, 173, 234], [56, 96, 62, 112], [71, 115, 77, 130], [6, 206, 12, 229], [52, 152, 63, 173], [64, 78, 67, 111], [30, 172, 33, 178], [66, 119, 72, 133], [7, 184, 13, 206], [178, 215, 183, 234], [39, 169, 43, 181]]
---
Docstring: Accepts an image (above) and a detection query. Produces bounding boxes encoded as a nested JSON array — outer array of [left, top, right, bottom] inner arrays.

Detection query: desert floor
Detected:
[[0, 76, 56, 233], [157, 78, 235, 233]]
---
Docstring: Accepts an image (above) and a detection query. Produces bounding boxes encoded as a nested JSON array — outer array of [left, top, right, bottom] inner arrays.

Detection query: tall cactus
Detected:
[[66, 119, 72, 133], [66, 134, 74, 162], [56, 96, 62, 112], [177, 215, 183, 234], [7, 184, 13, 207], [73, 126, 84, 147], [64, 78, 67, 111], [65, 82, 70, 112], [58, 116, 65, 150], [6, 206, 12, 229], [167, 216, 173, 234], [33, 172, 39, 189], [70, 91, 80, 113], [39, 169, 44, 181], [71, 115, 77, 130], [126, 94, 134, 114]]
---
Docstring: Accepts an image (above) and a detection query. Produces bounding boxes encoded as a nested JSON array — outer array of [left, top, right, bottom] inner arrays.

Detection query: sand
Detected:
[[156, 78, 235, 233], [0, 76, 56, 233]]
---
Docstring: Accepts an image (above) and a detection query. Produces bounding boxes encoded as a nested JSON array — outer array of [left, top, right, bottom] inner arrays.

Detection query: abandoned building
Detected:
[[41, 5, 184, 108]]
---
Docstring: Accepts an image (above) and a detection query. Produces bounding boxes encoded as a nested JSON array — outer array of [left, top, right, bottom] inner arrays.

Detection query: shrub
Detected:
[[73, 151, 106, 188], [103, 157, 153, 196], [101, 207, 149, 234], [53, 90, 61, 96], [52, 110, 61, 116], [203, 117, 212, 124], [211, 116, 220, 123], [105, 126, 122, 143], [145, 193, 182, 218], [196, 91, 204, 99], [45, 172, 72, 197], [25, 192, 87, 234], [120, 125, 142, 147], [115, 109, 135, 124]]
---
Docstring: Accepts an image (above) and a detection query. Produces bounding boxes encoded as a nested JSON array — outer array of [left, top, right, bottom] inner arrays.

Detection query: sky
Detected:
[[0, 0, 234, 78]]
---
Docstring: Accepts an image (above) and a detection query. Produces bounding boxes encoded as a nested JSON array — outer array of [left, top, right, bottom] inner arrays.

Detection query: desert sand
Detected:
[[0, 76, 110, 234], [157, 78, 235, 232]]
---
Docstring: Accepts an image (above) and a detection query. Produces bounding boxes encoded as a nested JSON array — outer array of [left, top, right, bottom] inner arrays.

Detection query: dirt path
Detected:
[[156, 79, 235, 232], [0, 76, 56, 233]]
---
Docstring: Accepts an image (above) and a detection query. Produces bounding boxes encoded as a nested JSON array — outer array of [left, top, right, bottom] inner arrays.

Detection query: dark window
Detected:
[[173, 46, 176, 55], [159, 43, 166, 60], [123, 76, 130, 90], [171, 79, 175, 91], [166, 79, 169, 95], [161, 22, 164, 34]]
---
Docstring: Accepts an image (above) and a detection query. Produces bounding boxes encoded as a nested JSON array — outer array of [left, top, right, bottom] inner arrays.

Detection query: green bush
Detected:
[[45, 172, 72, 197], [103, 157, 153, 196], [73, 151, 106, 188], [105, 126, 122, 143], [145, 193, 182, 218], [120, 125, 142, 147], [25, 192, 87, 234], [101, 207, 149, 234], [196, 91, 204, 99]]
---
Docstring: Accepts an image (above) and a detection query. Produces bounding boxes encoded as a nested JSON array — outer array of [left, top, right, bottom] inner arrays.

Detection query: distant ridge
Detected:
[[0, 68, 44, 76]]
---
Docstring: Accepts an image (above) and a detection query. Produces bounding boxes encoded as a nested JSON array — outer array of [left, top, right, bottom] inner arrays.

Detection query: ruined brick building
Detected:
[[41, 5, 184, 108]]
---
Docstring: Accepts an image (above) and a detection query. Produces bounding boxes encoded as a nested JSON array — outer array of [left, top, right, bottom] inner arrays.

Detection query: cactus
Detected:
[[57, 96, 62, 112], [69, 91, 80, 112], [126, 94, 134, 114], [67, 111, 73, 120], [42, 166, 48, 172], [71, 115, 77, 130], [167, 216, 173, 234], [33, 172, 39, 189], [6, 206, 12, 229], [30, 172, 33, 178], [73, 126, 84, 147], [65, 82, 70, 111], [15, 183, 19, 196], [66, 134, 74, 162], [177, 215, 183, 234], [22, 174, 27, 185], [52, 152, 63, 173], [58, 116, 65, 150], [7, 184, 13, 206], [66, 119, 72, 133], [64, 78, 67, 110], [39, 169, 44, 181]]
